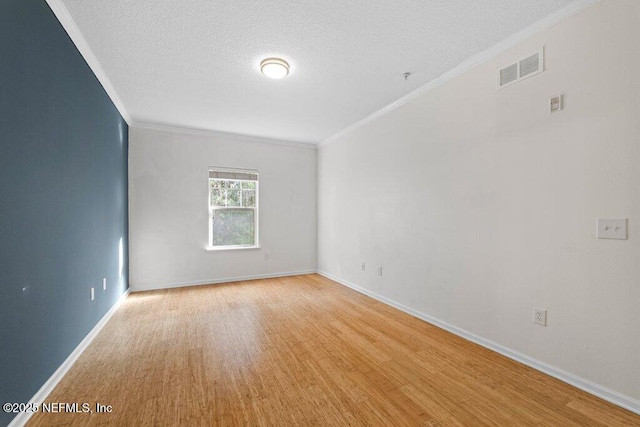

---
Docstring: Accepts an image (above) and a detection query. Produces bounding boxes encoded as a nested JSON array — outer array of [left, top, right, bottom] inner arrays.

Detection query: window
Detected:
[[208, 168, 258, 249]]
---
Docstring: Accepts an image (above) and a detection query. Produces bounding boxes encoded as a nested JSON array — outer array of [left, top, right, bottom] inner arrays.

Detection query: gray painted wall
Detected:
[[0, 1, 128, 424]]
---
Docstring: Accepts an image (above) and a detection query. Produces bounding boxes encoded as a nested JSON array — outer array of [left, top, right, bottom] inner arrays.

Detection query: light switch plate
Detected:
[[550, 94, 563, 113], [597, 218, 627, 240]]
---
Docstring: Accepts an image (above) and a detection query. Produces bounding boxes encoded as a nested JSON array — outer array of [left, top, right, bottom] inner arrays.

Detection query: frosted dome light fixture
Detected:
[[260, 58, 290, 79]]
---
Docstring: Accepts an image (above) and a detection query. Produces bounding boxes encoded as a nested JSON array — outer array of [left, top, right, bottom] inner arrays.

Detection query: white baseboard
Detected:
[[129, 269, 318, 292], [8, 290, 130, 427], [317, 270, 640, 416]]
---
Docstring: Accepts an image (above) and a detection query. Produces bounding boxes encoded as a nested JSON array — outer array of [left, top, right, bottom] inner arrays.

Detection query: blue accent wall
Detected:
[[0, 1, 128, 424]]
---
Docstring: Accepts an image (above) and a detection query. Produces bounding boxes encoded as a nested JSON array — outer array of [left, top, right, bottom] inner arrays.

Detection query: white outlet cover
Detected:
[[377, 266, 383, 276], [597, 218, 627, 240], [90, 288, 95, 301], [533, 307, 547, 326], [103, 278, 107, 290]]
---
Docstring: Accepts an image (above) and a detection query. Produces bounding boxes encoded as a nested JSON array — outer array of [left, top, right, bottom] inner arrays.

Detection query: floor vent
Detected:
[[498, 48, 544, 88]]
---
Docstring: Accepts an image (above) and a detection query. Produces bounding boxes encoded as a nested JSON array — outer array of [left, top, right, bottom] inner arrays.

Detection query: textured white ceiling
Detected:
[[60, 0, 575, 143]]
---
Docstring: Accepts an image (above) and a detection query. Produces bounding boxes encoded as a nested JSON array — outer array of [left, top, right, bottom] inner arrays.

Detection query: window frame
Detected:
[[207, 173, 259, 251]]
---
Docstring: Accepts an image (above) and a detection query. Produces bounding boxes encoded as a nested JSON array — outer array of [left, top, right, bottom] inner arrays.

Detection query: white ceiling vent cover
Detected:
[[498, 48, 544, 88]]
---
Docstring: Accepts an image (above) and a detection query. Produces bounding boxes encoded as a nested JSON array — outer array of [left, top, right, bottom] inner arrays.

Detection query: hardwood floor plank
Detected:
[[566, 396, 640, 426], [27, 274, 639, 426]]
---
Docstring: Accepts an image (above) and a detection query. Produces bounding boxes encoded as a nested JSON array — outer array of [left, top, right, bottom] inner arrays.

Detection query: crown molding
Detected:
[[319, 0, 601, 148], [47, 0, 600, 147], [45, 0, 132, 125], [132, 122, 318, 150]]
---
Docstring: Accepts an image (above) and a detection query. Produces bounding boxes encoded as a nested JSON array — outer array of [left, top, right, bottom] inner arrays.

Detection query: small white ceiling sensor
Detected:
[[260, 58, 290, 79]]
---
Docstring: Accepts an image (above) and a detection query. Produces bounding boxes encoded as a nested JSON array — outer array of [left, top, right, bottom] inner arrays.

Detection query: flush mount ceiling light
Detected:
[[260, 58, 290, 79]]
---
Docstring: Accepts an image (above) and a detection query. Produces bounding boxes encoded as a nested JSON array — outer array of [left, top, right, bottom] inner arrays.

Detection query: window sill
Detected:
[[206, 245, 261, 252]]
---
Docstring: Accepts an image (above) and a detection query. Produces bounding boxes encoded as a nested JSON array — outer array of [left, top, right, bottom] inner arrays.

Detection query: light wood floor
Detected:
[[29, 274, 639, 426]]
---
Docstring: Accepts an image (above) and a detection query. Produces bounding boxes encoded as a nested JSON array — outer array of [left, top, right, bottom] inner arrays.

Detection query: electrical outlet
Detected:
[[361, 263, 365, 271], [103, 277, 107, 291], [264, 253, 270, 261], [597, 218, 627, 240], [90, 287, 95, 301], [377, 266, 383, 276], [533, 307, 547, 326]]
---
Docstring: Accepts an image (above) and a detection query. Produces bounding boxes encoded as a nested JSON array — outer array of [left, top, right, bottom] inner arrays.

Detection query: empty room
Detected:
[[2, 0, 639, 425]]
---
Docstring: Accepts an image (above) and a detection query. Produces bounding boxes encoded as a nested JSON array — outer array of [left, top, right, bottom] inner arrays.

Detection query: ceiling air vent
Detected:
[[500, 63, 518, 86], [498, 47, 544, 89]]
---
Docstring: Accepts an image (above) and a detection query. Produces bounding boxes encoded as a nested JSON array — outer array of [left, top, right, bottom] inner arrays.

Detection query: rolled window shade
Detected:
[[209, 168, 258, 181]]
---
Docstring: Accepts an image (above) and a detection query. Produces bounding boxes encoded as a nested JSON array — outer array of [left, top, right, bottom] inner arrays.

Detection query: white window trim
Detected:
[[207, 175, 259, 251], [206, 245, 260, 252]]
